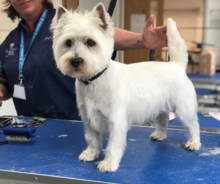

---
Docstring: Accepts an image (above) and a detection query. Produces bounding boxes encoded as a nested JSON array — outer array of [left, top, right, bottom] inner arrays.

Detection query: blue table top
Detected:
[[188, 73, 220, 80], [169, 113, 220, 129], [0, 117, 220, 184]]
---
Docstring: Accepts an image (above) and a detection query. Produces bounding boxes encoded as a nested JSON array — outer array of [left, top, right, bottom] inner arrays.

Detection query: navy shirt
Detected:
[[0, 8, 80, 120]]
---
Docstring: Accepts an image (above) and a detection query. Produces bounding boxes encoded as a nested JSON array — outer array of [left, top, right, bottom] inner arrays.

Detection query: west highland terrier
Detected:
[[51, 3, 201, 172]]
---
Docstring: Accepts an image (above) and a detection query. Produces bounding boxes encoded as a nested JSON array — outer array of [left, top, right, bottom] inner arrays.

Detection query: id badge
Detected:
[[13, 84, 27, 100]]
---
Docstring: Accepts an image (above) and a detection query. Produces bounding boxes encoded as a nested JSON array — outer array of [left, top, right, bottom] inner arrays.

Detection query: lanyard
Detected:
[[18, 9, 48, 84]]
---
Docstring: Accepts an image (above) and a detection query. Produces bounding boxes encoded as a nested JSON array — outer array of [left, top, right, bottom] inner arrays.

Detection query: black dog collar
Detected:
[[79, 67, 108, 85]]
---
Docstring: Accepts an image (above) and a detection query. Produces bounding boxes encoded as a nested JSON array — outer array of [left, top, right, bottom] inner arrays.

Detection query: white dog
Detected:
[[51, 3, 201, 172]]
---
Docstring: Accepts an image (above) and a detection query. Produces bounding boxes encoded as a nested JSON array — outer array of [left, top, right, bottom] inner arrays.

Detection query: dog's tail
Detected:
[[167, 18, 188, 69]]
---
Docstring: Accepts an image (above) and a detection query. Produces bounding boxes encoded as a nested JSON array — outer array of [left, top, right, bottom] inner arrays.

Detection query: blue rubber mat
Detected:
[[0, 118, 219, 184], [169, 113, 220, 129]]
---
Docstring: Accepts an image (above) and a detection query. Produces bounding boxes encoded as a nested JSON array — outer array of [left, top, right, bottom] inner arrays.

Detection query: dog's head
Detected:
[[50, 3, 114, 79]]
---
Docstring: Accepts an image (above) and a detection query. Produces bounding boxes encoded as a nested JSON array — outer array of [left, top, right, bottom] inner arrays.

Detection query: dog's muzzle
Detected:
[[70, 57, 83, 68]]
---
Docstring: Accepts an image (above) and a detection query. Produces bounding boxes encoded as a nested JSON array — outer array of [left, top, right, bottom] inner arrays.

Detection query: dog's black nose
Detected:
[[70, 58, 83, 68]]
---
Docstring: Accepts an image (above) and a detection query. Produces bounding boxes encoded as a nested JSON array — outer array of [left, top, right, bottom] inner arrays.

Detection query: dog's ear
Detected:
[[93, 3, 108, 30], [57, 5, 68, 22]]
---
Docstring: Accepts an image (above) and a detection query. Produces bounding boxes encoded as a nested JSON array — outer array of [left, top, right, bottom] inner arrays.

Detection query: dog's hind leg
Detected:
[[79, 123, 102, 162], [176, 105, 201, 151], [150, 112, 169, 141]]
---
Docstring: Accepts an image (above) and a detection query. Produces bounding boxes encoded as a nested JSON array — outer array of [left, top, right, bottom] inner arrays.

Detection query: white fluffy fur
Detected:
[[51, 3, 201, 172]]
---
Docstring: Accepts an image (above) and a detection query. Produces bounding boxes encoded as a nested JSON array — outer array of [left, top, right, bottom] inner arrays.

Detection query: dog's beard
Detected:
[[57, 53, 87, 78], [55, 49, 108, 79]]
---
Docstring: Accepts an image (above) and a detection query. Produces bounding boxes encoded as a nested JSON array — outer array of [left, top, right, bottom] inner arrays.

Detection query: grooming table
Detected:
[[0, 117, 220, 184], [188, 73, 220, 91], [169, 112, 220, 129], [195, 88, 218, 96], [188, 73, 220, 112], [188, 73, 220, 82]]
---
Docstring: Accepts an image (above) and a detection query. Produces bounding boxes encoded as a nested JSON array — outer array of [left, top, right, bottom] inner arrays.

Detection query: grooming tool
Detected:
[[3, 125, 36, 142], [11, 116, 26, 125], [30, 117, 46, 127], [0, 117, 12, 128], [2, 117, 45, 142]]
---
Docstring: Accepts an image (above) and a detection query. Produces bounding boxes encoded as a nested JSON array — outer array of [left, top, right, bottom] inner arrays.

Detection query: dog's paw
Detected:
[[79, 148, 99, 162], [97, 159, 119, 172], [185, 141, 201, 151], [150, 131, 167, 141]]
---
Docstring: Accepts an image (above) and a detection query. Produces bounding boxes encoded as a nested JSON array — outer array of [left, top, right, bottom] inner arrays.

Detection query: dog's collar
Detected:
[[79, 67, 108, 85]]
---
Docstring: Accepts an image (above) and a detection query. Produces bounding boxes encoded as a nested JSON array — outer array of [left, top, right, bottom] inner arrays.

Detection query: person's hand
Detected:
[[142, 15, 167, 49]]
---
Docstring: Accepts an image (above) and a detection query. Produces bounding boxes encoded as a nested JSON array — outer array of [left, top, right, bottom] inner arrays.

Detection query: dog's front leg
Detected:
[[97, 115, 127, 172], [79, 122, 102, 162]]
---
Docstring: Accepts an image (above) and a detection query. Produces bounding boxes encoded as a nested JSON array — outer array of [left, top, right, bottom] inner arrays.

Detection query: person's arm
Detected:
[[114, 15, 167, 50], [114, 28, 144, 50], [0, 41, 12, 102]]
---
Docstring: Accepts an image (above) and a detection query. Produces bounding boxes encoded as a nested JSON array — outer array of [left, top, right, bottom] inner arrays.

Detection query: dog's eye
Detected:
[[66, 39, 72, 47], [87, 39, 96, 47]]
